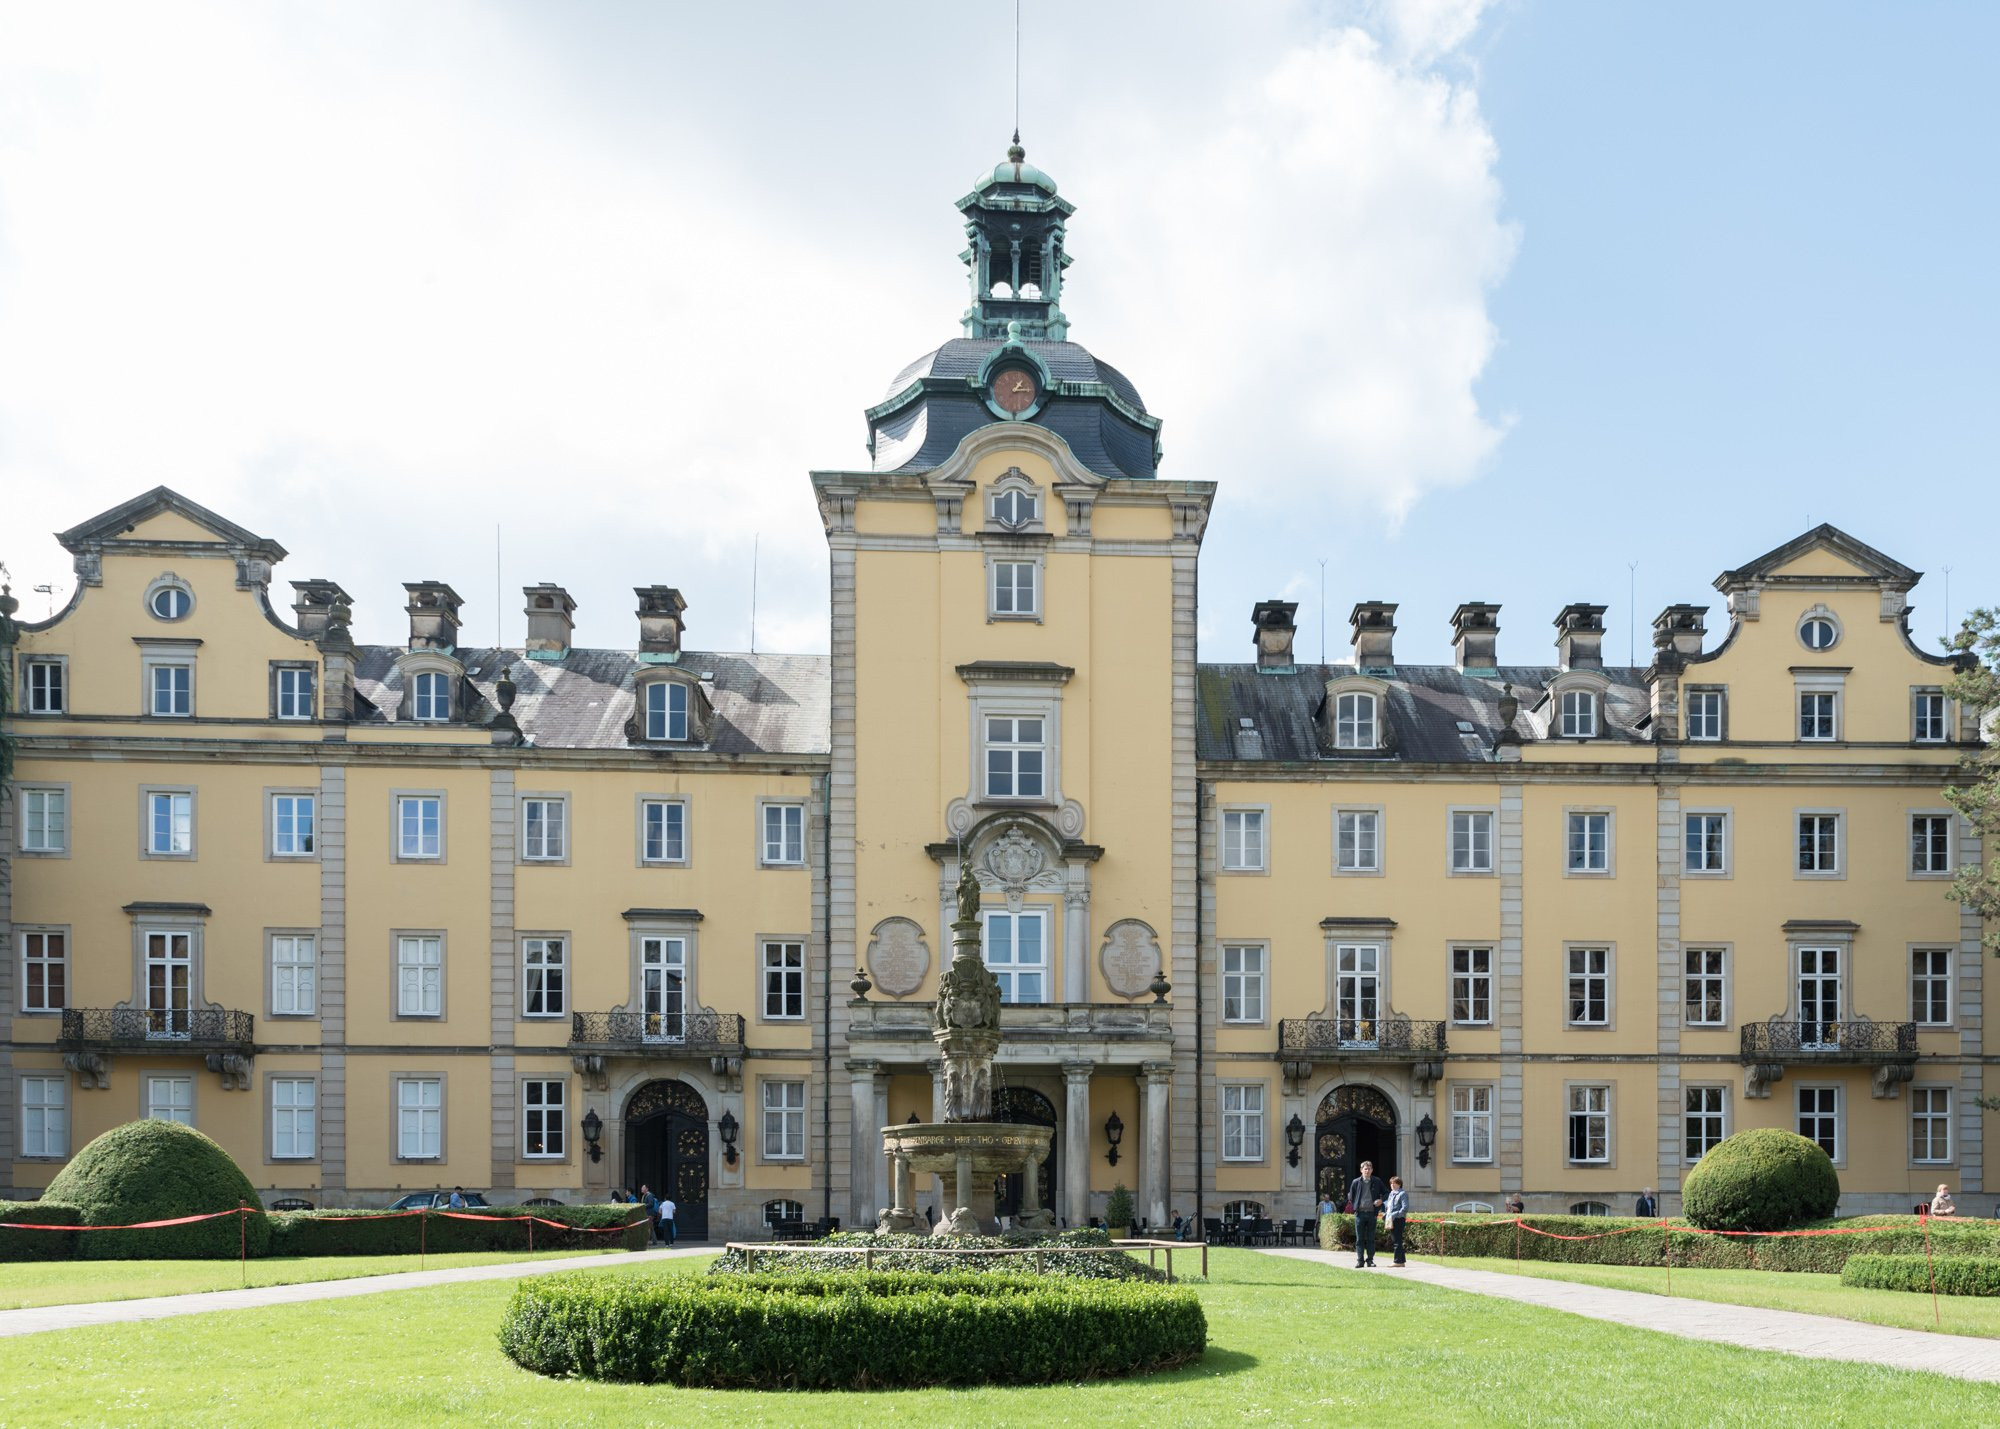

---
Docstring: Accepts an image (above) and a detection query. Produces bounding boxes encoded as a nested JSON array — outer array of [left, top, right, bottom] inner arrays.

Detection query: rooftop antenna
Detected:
[[1627, 562, 1637, 665], [1943, 566, 1953, 644], [495, 524, 502, 649], [750, 534, 761, 654], [34, 584, 57, 619], [1317, 558, 1327, 665], [1014, 0, 1022, 142]]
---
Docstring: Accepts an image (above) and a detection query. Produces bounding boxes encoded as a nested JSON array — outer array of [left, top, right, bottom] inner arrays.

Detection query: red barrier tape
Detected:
[[2, 1207, 647, 1235], [1396, 1213, 1935, 1241]]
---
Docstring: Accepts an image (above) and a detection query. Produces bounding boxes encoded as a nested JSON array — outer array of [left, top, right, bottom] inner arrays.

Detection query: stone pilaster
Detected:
[[826, 534, 859, 1224], [0, 783, 16, 1188], [1063, 1061, 1093, 1227], [317, 764, 347, 1195], [872, 1065, 891, 1218], [1497, 777, 1525, 1195], [1168, 547, 1201, 1224], [488, 768, 516, 1191], [1655, 778, 1684, 1204], [1959, 817, 1986, 1194]]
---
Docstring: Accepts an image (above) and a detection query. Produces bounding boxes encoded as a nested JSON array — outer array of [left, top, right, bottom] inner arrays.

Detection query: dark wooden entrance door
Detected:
[[1315, 1084, 1397, 1206], [990, 1087, 1057, 1223], [625, 1079, 710, 1239]]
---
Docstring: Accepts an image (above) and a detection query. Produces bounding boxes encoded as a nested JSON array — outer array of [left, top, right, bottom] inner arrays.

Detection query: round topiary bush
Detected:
[[45, 1119, 271, 1259], [1682, 1128, 1839, 1232]]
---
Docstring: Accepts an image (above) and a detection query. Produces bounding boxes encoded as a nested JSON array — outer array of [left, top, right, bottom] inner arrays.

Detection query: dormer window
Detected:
[[644, 680, 690, 741], [992, 487, 1038, 529], [1559, 690, 1597, 738], [1334, 692, 1377, 749], [411, 671, 452, 722]]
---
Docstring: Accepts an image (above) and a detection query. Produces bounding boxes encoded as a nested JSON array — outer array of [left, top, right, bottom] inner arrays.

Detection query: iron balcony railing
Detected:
[[1740, 1018, 1918, 1063], [59, 1007, 254, 1053], [569, 1010, 746, 1055], [1278, 1016, 1448, 1059]]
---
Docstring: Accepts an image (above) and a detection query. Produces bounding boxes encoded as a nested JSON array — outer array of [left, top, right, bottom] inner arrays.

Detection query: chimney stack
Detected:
[[290, 579, 353, 641], [1450, 603, 1501, 671], [635, 586, 688, 655], [523, 584, 577, 656], [403, 582, 463, 652], [1553, 603, 1607, 671], [1651, 604, 1707, 660], [1252, 600, 1299, 670], [1349, 601, 1398, 669]]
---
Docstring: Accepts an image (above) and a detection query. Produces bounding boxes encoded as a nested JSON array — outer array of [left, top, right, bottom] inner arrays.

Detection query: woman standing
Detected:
[[1385, 1175, 1411, 1266]]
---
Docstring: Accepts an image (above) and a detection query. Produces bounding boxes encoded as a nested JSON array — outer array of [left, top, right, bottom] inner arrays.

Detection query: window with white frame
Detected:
[[983, 717, 1046, 799], [1336, 943, 1381, 1042], [1221, 1084, 1265, 1161], [144, 930, 193, 1037], [1567, 947, 1610, 1026], [1685, 688, 1724, 741], [20, 931, 67, 1013], [20, 1075, 66, 1158], [397, 935, 443, 1017], [991, 486, 1038, 528], [23, 657, 65, 714], [271, 1078, 316, 1159], [1450, 810, 1493, 873], [982, 912, 1046, 1005], [271, 793, 315, 858], [1799, 615, 1839, 651], [150, 661, 192, 717], [147, 1075, 193, 1125], [761, 803, 805, 865], [1911, 948, 1951, 1026], [1334, 691, 1377, 749], [276, 666, 315, 720], [1796, 1085, 1840, 1161], [991, 560, 1039, 618], [1798, 946, 1842, 1048], [1798, 689, 1837, 741], [1221, 945, 1265, 1023], [1558, 689, 1597, 738], [1684, 1085, 1728, 1162], [149, 583, 192, 620], [1566, 812, 1610, 874], [21, 788, 67, 854], [1684, 948, 1727, 1027], [640, 799, 687, 864], [764, 1198, 807, 1226], [1335, 809, 1380, 873], [643, 680, 689, 741], [397, 795, 442, 860], [147, 791, 194, 856], [1797, 813, 1840, 875], [1451, 947, 1493, 1025], [397, 1077, 443, 1159], [1221, 809, 1266, 872], [523, 937, 566, 1017], [411, 670, 451, 722], [521, 797, 567, 862], [762, 940, 806, 1019], [640, 936, 687, 1040], [1570, 1201, 1612, 1217], [1911, 1087, 1951, 1165], [1913, 689, 1948, 743], [1451, 1084, 1494, 1163], [1567, 1085, 1610, 1163], [763, 1080, 807, 1160], [523, 1079, 565, 1158], [270, 934, 316, 1017], [1684, 812, 1727, 874], [1910, 814, 1952, 875]]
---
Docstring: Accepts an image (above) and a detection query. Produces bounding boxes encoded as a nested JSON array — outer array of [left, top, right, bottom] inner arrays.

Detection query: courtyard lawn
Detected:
[[1432, 1254, 2000, 1340], [0, 1249, 625, 1311], [0, 1250, 1995, 1427]]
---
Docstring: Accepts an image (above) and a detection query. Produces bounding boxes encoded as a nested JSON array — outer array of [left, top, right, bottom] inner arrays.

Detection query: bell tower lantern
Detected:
[[959, 136, 1076, 341]]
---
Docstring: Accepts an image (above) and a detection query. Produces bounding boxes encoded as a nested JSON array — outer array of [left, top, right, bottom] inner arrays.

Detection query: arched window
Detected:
[[1335, 692, 1377, 749], [1452, 1201, 1495, 1214], [1559, 689, 1597, 738], [644, 680, 690, 742], [1569, 1201, 1611, 1218], [411, 671, 451, 722], [763, 1198, 805, 1226], [1222, 1199, 1265, 1220], [992, 486, 1038, 529]]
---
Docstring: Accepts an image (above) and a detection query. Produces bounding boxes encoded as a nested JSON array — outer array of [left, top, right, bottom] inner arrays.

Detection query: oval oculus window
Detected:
[[149, 585, 192, 621], [1799, 616, 1837, 651]]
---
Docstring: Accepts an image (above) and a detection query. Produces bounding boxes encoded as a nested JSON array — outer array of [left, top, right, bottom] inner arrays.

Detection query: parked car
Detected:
[[386, 1191, 490, 1210]]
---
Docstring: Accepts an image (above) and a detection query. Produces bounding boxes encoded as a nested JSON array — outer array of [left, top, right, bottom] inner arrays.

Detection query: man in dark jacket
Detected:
[[1346, 1160, 1390, 1268], [1635, 1188, 1658, 1217]]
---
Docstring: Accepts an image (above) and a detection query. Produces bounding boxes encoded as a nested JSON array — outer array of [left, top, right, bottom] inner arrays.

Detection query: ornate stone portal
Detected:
[[877, 864, 1056, 1235]]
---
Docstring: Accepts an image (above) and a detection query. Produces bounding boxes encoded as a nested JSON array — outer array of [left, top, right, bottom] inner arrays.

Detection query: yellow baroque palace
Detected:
[[2, 145, 1989, 1234]]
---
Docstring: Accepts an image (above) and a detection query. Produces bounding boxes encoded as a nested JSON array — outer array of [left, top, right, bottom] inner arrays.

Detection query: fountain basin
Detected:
[[879, 1121, 1055, 1235]]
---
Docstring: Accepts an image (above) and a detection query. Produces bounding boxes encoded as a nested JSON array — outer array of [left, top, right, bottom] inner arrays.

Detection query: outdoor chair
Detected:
[[1202, 1217, 1224, 1244]]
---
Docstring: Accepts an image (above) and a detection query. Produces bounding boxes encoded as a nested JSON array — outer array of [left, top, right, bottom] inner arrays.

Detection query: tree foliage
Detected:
[[1944, 608, 2000, 956]]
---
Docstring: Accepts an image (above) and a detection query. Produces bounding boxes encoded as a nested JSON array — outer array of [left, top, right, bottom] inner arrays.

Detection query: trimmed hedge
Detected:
[[1682, 1128, 1839, 1231], [499, 1270, 1207, 1387], [1841, 1253, 2000, 1297], [44, 1121, 271, 1260], [710, 1228, 1167, 1282], [0, 1200, 81, 1262], [269, 1205, 648, 1257]]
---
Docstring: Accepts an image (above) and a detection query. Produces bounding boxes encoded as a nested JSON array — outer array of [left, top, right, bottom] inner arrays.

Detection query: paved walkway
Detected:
[[0, 1245, 712, 1339], [1262, 1247, 2000, 1384]]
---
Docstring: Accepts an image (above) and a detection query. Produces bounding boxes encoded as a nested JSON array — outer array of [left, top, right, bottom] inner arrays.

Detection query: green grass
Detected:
[[0, 1250, 1994, 1426], [0, 1249, 623, 1310], [1433, 1254, 2000, 1339]]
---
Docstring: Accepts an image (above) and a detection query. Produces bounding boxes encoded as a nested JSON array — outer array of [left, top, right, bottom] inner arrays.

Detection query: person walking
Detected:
[[639, 1183, 661, 1244], [448, 1186, 466, 1210], [1385, 1175, 1411, 1266], [1635, 1187, 1658, 1217], [660, 1194, 678, 1244], [1345, 1160, 1389, 1268]]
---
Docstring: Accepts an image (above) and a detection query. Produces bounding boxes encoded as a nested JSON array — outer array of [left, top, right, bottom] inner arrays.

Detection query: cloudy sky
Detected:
[[2, 1, 1994, 663]]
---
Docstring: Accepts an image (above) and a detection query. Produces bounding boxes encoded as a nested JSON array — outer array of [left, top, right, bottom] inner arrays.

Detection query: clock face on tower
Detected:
[[990, 367, 1039, 416]]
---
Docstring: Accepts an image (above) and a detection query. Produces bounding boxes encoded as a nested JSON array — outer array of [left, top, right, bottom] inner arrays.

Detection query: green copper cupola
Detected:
[[959, 136, 1076, 341]]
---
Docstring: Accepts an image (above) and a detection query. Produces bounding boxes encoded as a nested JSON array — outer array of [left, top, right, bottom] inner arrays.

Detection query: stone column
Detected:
[[927, 1058, 947, 1221], [872, 1067, 891, 1217], [1142, 1060, 1172, 1227], [1063, 1061, 1093, 1227], [846, 1059, 879, 1226]]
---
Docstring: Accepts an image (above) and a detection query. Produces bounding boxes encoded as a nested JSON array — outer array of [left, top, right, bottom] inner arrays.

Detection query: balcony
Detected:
[[59, 1008, 256, 1089], [1741, 1016, 1919, 1097], [569, 1010, 747, 1058], [846, 999, 1175, 1056], [1278, 1016, 1448, 1090]]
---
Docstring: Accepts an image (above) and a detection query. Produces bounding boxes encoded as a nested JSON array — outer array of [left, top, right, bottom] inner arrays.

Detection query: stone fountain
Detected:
[[876, 864, 1055, 1236]]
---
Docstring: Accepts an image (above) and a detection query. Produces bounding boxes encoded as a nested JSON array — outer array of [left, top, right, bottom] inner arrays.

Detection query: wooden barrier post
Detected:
[[239, 1201, 248, 1286], [1200, 1238, 1209, 1280], [420, 1208, 427, 1271], [1922, 1210, 1939, 1328], [1662, 1219, 1671, 1297], [1513, 1218, 1522, 1266]]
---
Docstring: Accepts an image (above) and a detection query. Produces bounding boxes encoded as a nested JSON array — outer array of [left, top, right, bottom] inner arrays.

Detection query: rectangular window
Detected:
[[1559, 689, 1597, 738], [270, 934, 316, 1017], [761, 803, 805, 866], [1797, 813, 1840, 874], [1450, 810, 1493, 873], [1336, 943, 1381, 1044], [397, 795, 442, 860], [521, 797, 567, 862], [1798, 690, 1837, 741], [640, 799, 687, 864], [21, 788, 68, 854], [276, 666, 316, 720], [271, 793, 316, 858], [992, 561, 1039, 617], [272, 1078, 316, 1160], [1451, 947, 1493, 1025], [1911, 1087, 1951, 1165], [1566, 812, 1610, 873], [21, 931, 68, 1013], [397, 1078, 443, 1160], [1221, 1084, 1265, 1162], [1911, 948, 1951, 1026], [1567, 1084, 1611, 1163], [20, 1075, 67, 1158], [982, 912, 1046, 1005], [1451, 1085, 1493, 1163], [23, 658, 65, 714], [762, 1080, 807, 1160], [396, 935, 443, 1018], [762, 940, 806, 1020], [523, 1079, 566, 1158], [1796, 1085, 1840, 1161], [640, 936, 687, 1040], [147, 791, 194, 856], [1567, 947, 1610, 1027], [1684, 948, 1727, 1027], [1684, 812, 1727, 874], [1335, 809, 1380, 873], [144, 930, 193, 1037], [1798, 946, 1842, 1048], [1334, 692, 1377, 749], [1685, 688, 1724, 741], [1684, 1086, 1728, 1162], [147, 1075, 194, 1126], [983, 717, 1046, 800], [1913, 690, 1947, 743], [1910, 814, 1952, 875], [1221, 809, 1266, 872], [523, 937, 566, 1017], [644, 681, 689, 741], [1221, 945, 1265, 1023], [150, 662, 192, 717]]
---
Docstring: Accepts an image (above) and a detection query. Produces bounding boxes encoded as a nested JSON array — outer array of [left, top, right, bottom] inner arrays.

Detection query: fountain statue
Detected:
[[877, 862, 1056, 1235]]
